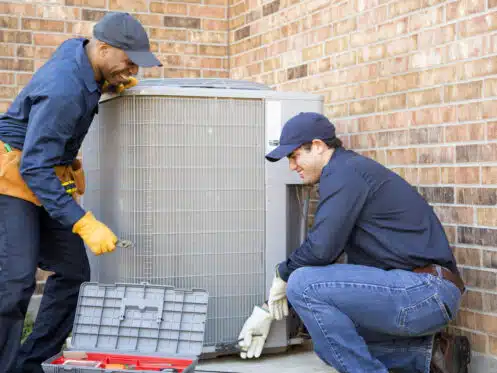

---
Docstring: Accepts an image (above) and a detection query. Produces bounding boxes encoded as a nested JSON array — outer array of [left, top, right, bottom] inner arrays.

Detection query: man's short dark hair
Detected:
[[301, 137, 343, 151]]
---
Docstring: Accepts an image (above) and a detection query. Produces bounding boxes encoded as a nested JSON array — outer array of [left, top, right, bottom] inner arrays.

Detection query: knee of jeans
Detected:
[[287, 267, 313, 304]]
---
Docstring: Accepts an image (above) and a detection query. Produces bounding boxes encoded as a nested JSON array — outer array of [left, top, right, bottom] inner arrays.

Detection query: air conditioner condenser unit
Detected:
[[81, 78, 324, 355]]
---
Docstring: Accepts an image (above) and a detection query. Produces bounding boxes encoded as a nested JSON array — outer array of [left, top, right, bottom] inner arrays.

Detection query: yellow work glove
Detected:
[[72, 212, 118, 256], [102, 77, 138, 94]]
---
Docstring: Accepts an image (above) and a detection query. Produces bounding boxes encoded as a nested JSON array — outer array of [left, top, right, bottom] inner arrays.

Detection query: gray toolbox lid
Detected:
[[70, 282, 208, 358]]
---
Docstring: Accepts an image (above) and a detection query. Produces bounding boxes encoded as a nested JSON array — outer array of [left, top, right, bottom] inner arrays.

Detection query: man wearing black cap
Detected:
[[0, 12, 161, 373], [237, 112, 470, 372]]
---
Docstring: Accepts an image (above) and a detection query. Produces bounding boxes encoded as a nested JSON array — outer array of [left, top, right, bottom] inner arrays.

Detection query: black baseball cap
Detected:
[[93, 12, 162, 67], [265, 112, 336, 162]]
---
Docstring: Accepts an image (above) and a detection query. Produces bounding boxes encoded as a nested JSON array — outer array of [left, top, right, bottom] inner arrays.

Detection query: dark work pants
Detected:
[[0, 195, 90, 373]]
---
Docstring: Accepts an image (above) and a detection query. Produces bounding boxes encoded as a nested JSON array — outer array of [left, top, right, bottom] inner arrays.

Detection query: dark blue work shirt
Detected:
[[277, 147, 458, 282], [0, 38, 101, 227]]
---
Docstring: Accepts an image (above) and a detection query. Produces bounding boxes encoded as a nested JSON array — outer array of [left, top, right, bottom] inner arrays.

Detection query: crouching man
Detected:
[[237, 112, 470, 373]]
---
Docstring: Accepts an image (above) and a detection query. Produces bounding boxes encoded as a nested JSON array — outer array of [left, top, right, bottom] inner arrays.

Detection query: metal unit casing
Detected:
[[81, 78, 323, 353]]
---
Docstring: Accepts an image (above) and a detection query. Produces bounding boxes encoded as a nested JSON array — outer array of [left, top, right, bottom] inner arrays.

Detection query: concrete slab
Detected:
[[196, 344, 337, 373]]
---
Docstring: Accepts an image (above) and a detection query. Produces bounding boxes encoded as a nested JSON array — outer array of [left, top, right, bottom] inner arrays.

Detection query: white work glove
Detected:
[[238, 305, 273, 359], [268, 273, 288, 320]]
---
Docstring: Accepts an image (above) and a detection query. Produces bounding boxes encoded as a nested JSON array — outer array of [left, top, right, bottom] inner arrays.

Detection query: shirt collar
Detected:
[[76, 38, 100, 93]]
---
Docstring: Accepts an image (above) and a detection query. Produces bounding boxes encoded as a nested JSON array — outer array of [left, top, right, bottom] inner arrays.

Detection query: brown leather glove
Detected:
[[102, 77, 138, 94]]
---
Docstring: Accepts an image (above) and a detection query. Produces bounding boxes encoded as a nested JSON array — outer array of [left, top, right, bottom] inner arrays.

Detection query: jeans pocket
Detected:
[[398, 293, 451, 336]]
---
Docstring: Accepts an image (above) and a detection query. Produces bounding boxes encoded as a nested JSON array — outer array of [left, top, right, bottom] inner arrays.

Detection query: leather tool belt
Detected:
[[0, 139, 85, 206], [413, 264, 465, 294]]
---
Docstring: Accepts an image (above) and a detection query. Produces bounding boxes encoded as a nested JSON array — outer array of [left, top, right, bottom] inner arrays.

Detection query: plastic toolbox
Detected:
[[42, 282, 208, 373]]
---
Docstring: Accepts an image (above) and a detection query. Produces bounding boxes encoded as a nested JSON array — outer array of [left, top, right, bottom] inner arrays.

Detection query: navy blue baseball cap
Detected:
[[93, 12, 162, 67], [265, 112, 336, 162]]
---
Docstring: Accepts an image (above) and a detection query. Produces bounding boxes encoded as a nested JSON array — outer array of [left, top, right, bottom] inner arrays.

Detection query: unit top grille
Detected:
[[134, 78, 271, 90]]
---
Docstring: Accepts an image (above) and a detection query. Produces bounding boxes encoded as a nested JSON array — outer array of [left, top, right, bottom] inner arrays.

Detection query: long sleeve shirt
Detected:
[[277, 147, 458, 282], [0, 38, 101, 227]]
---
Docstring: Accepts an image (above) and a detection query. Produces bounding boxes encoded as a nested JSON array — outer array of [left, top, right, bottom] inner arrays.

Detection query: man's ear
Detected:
[[96, 41, 110, 58], [311, 139, 327, 154]]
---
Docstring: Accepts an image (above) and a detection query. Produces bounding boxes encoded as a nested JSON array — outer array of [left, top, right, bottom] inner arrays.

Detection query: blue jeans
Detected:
[[286, 264, 462, 373], [0, 195, 90, 373]]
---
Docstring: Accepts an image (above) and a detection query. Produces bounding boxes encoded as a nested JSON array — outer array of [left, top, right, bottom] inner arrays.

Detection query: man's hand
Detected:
[[268, 274, 288, 320], [238, 305, 273, 359], [72, 212, 117, 255]]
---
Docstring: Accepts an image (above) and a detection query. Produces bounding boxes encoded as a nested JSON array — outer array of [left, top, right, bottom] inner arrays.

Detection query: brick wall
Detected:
[[229, 0, 497, 361], [0, 0, 229, 113], [2, 0, 497, 365]]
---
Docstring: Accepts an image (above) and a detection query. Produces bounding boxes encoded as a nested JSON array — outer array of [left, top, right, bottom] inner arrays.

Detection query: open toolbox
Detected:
[[42, 282, 208, 373]]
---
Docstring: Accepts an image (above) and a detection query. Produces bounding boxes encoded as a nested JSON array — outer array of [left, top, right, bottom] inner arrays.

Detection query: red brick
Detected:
[[0, 3, 36, 17], [359, 44, 385, 63], [483, 167, 497, 184], [16, 73, 33, 86], [386, 148, 417, 165], [332, 17, 356, 36], [33, 33, 69, 46], [410, 127, 443, 145], [324, 103, 349, 118], [407, 88, 443, 107], [419, 66, 456, 85], [419, 167, 440, 184], [0, 101, 12, 113], [491, 0, 497, 7], [447, 37, 486, 62], [447, 0, 485, 20], [149, 28, 188, 41], [0, 45, 16, 58], [459, 12, 497, 38], [455, 166, 480, 184], [456, 143, 497, 162], [151, 2, 188, 14], [410, 47, 447, 69], [202, 19, 227, 31], [16, 46, 34, 59], [36, 5, 79, 20], [418, 147, 455, 164], [22, 18, 65, 32], [483, 100, 497, 119], [357, 6, 388, 30], [67, 22, 94, 36], [65, 0, 106, 7], [445, 81, 482, 102], [458, 102, 483, 122], [109, 0, 147, 11], [356, 0, 380, 12], [488, 121, 497, 140], [378, 18, 407, 41], [454, 247, 482, 267], [446, 123, 485, 143], [412, 107, 456, 125], [460, 288, 483, 309], [0, 59, 34, 72], [0, 16, 18, 29], [461, 267, 497, 290], [409, 6, 443, 31], [350, 99, 376, 115], [458, 56, 497, 80], [386, 36, 417, 57], [189, 4, 226, 18], [389, 0, 422, 17], [478, 208, 497, 227], [434, 206, 474, 225], [418, 25, 456, 49], [378, 94, 406, 111], [0, 72, 15, 85], [0, 30, 32, 44], [325, 36, 349, 54], [380, 56, 408, 76]]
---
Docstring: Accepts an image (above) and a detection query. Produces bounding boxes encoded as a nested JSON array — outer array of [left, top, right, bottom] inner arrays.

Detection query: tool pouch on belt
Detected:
[[0, 140, 85, 205]]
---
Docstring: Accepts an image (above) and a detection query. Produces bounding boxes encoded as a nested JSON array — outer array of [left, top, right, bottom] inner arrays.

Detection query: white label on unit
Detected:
[[266, 100, 282, 153]]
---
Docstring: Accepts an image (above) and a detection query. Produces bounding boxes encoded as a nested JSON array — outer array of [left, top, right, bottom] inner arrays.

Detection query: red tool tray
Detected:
[[49, 352, 193, 371]]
